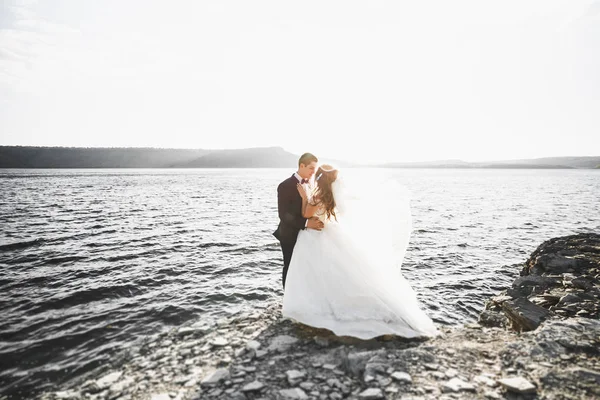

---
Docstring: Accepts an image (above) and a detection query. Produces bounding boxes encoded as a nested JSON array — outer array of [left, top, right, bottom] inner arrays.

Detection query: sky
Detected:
[[0, 0, 599, 163]]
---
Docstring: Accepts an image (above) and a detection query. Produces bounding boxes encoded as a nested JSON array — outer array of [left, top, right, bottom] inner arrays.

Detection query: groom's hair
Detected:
[[298, 153, 318, 167]]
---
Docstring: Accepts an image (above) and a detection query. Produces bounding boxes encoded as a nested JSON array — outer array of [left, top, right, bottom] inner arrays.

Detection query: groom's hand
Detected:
[[307, 217, 324, 230]]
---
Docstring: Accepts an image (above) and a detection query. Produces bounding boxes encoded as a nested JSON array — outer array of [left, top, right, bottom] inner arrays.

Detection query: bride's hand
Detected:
[[296, 183, 307, 200]]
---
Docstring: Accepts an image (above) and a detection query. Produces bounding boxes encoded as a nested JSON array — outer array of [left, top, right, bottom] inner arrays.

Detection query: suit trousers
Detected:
[[280, 239, 297, 289]]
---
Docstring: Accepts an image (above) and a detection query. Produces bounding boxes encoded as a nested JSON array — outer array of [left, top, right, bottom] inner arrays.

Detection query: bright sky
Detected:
[[0, 0, 598, 163]]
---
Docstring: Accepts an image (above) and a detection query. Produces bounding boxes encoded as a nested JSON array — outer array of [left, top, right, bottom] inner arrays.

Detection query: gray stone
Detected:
[[498, 377, 536, 393], [246, 340, 261, 351], [241, 380, 264, 392], [53, 390, 80, 400], [300, 382, 315, 390], [200, 368, 230, 386], [286, 370, 306, 385], [255, 350, 268, 359], [391, 371, 412, 384], [358, 388, 384, 399], [474, 375, 497, 387], [502, 297, 552, 332], [441, 378, 476, 393], [423, 363, 439, 371], [150, 395, 170, 400], [177, 327, 201, 337], [108, 377, 135, 396], [267, 335, 298, 352], [445, 368, 458, 378], [96, 372, 123, 390], [279, 388, 309, 399], [211, 337, 228, 347], [484, 391, 502, 399]]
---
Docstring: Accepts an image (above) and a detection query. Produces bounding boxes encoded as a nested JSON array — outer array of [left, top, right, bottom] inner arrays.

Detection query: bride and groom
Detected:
[[273, 153, 439, 340]]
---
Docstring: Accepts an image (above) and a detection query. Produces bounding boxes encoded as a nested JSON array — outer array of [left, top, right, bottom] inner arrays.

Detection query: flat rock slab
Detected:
[[267, 335, 299, 352], [279, 388, 308, 399], [502, 297, 552, 331], [499, 377, 537, 393], [200, 368, 230, 386], [359, 388, 384, 399], [241, 380, 265, 392], [442, 378, 476, 393]]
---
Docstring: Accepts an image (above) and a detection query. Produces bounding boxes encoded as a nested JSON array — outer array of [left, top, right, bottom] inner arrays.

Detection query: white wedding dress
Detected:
[[282, 173, 439, 340]]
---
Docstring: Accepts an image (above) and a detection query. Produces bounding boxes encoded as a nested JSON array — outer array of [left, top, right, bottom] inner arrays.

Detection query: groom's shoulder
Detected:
[[278, 174, 296, 190]]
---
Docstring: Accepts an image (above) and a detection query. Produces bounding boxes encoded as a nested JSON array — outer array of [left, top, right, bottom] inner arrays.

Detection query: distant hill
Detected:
[[380, 156, 600, 169], [0, 146, 210, 168], [0, 146, 352, 168], [171, 147, 298, 168], [0, 146, 598, 169]]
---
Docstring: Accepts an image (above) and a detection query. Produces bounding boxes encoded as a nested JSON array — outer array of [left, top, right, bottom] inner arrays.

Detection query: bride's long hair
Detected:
[[313, 164, 338, 221]]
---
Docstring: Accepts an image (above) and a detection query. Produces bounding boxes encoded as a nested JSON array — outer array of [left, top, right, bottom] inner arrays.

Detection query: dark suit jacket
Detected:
[[273, 174, 307, 244]]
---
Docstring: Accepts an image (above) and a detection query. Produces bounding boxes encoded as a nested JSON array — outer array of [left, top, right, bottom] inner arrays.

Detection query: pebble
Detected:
[[391, 371, 412, 383], [279, 387, 309, 399], [241, 380, 265, 392], [358, 388, 384, 399]]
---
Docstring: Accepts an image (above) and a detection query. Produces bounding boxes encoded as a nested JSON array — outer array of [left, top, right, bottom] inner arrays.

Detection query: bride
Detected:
[[282, 164, 439, 340]]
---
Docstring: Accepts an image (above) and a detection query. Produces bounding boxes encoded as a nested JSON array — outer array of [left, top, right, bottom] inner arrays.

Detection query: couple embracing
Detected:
[[273, 153, 439, 340]]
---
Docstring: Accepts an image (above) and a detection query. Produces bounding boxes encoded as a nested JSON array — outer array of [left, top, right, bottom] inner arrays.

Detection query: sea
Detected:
[[0, 168, 598, 398]]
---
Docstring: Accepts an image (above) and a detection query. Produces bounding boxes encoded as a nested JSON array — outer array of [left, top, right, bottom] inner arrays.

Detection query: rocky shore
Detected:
[[42, 234, 600, 400]]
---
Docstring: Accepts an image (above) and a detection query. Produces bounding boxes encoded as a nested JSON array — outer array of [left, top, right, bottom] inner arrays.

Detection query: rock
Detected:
[[255, 350, 268, 359], [286, 370, 306, 385], [96, 371, 123, 390], [501, 297, 552, 331], [53, 390, 80, 400], [108, 377, 135, 396], [444, 368, 458, 378], [177, 327, 201, 337], [513, 275, 562, 291], [211, 337, 228, 347], [200, 368, 230, 386], [358, 388, 384, 399], [246, 340, 261, 351], [430, 371, 446, 380], [391, 371, 412, 384], [478, 310, 508, 328], [234, 347, 246, 357], [423, 363, 439, 371], [150, 394, 170, 400], [279, 387, 309, 399], [343, 351, 375, 377], [241, 380, 265, 392], [474, 375, 497, 387], [483, 390, 502, 399], [267, 335, 298, 353], [441, 378, 476, 393], [300, 382, 315, 390], [498, 377, 536, 393]]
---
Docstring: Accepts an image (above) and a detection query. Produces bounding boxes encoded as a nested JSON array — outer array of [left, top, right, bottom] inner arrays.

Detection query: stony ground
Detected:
[[41, 234, 600, 400], [42, 301, 599, 400]]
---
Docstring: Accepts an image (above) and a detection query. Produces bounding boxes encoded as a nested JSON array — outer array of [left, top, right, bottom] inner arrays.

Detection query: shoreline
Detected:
[[38, 233, 600, 399]]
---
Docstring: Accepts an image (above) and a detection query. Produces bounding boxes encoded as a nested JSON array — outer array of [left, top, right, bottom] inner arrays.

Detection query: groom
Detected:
[[273, 152, 324, 289]]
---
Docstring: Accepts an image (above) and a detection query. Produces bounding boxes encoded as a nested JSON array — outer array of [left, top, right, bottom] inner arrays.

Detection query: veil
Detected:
[[330, 168, 413, 271]]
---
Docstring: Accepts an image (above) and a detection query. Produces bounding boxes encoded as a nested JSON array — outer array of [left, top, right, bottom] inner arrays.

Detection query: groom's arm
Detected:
[[278, 183, 307, 230]]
